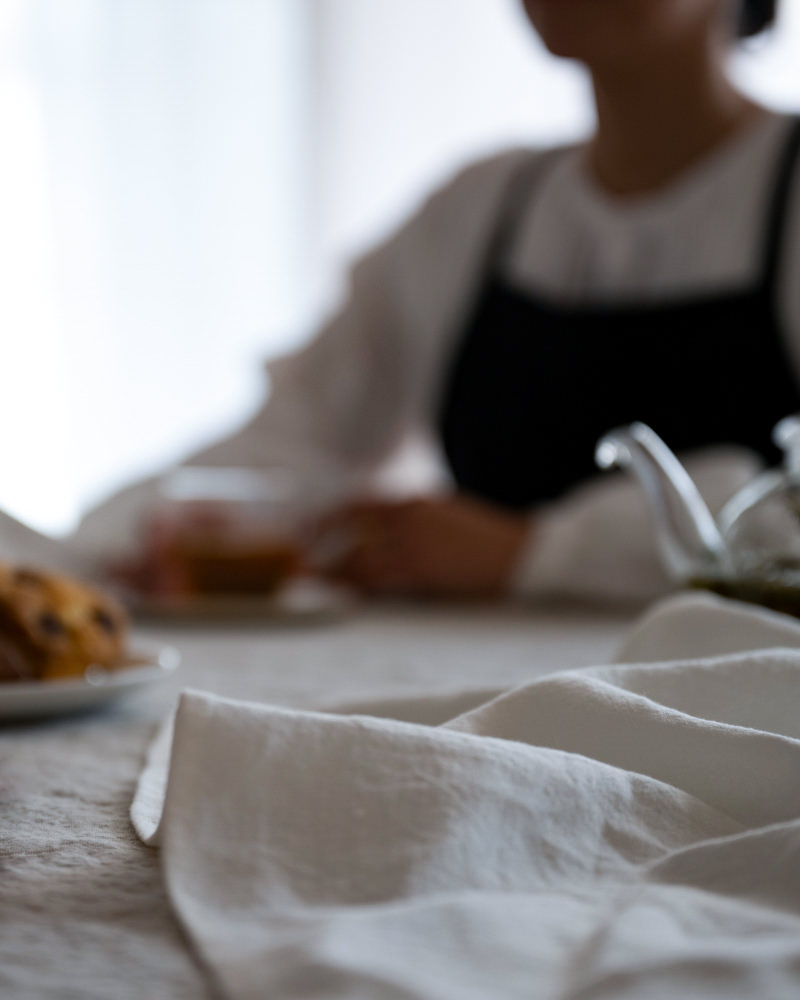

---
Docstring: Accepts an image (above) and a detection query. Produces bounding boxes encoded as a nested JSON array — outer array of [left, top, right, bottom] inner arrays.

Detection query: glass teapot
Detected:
[[595, 416, 800, 616]]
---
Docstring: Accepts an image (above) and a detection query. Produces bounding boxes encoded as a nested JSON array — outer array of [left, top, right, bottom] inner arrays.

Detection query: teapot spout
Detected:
[[595, 423, 729, 582]]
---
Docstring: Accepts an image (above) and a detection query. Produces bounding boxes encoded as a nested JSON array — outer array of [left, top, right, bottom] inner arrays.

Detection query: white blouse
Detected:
[[72, 110, 800, 603]]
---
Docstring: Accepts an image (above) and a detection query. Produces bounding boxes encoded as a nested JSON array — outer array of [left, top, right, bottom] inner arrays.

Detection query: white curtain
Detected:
[[310, 0, 592, 305], [1, 0, 799, 535], [1, 0, 311, 533]]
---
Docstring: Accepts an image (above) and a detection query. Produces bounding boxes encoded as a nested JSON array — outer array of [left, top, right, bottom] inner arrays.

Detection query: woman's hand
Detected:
[[314, 495, 531, 599]]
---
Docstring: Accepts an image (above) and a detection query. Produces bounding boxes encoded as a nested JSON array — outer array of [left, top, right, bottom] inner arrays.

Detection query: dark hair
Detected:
[[738, 0, 778, 38]]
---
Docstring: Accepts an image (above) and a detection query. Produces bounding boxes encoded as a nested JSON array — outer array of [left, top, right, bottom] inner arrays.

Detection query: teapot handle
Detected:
[[773, 415, 800, 479], [596, 423, 729, 581]]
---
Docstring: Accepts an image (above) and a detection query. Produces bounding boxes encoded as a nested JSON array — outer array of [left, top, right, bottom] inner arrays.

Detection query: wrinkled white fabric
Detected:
[[132, 593, 800, 999]]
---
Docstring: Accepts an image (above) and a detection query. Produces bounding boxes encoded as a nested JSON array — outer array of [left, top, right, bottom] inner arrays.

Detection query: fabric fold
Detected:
[[131, 593, 800, 999]]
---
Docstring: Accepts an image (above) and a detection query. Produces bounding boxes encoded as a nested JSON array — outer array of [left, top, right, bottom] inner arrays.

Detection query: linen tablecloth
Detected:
[[0, 604, 627, 999]]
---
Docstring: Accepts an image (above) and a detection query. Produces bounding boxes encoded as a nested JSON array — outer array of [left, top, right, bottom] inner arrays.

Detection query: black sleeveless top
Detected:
[[438, 119, 800, 510]]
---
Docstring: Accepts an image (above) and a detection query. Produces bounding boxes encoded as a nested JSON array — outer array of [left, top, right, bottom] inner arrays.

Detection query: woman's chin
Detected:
[[534, 31, 613, 64], [523, 9, 614, 63]]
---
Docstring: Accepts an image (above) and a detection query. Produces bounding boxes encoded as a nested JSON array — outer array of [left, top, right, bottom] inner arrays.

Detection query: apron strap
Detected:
[[758, 116, 800, 297]]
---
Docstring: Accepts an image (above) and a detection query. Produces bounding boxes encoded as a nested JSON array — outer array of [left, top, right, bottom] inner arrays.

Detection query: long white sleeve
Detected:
[[205, 152, 530, 481], [511, 450, 763, 605], [67, 150, 529, 565]]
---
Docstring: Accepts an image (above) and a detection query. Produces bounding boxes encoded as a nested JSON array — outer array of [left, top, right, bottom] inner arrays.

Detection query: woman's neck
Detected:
[[587, 37, 766, 197]]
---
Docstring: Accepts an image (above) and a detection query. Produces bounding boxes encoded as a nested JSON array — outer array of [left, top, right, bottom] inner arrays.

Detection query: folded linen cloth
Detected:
[[615, 590, 800, 662], [325, 591, 800, 726], [132, 593, 800, 1000]]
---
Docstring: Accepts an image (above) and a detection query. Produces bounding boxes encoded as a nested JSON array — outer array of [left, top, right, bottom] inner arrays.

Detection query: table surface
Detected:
[[0, 603, 630, 1000]]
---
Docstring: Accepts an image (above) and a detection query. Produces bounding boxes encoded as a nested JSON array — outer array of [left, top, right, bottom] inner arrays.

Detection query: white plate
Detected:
[[125, 577, 355, 625], [0, 646, 180, 721]]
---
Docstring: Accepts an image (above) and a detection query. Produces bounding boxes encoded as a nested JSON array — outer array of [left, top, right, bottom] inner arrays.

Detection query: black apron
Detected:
[[438, 119, 800, 510]]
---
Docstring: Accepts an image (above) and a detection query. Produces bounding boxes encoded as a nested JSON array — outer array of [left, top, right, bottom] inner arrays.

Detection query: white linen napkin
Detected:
[[132, 593, 800, 1000]]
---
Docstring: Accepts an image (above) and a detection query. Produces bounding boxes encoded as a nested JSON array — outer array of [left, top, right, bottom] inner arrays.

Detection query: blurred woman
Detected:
[[77, 0, 796, 604]]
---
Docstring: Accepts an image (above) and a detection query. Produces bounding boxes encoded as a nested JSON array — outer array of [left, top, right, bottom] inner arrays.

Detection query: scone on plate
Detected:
[[0, 563, 129, 682]]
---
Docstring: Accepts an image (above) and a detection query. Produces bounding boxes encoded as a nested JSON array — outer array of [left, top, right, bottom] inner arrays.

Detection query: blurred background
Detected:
[[1, 0, 799, 535]]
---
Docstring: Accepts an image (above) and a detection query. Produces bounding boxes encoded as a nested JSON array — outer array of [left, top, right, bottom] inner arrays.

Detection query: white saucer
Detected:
[[0, 646, 180, 721]]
